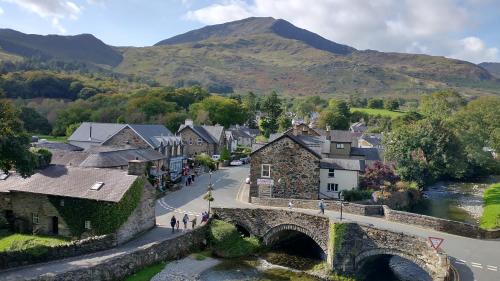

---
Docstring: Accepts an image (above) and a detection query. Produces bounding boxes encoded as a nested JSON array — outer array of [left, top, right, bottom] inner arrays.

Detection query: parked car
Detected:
[[240, 157, 250, 164], [245, 176, 251, 184], [230, 160, 243, 166], [212, 154, 220, 161]]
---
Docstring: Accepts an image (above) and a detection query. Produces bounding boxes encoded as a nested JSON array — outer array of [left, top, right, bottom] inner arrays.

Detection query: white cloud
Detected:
[[0, 6, 4, 15], [185, 0, 499, 63], [450, 37, 498, 63], [2, 0, 82, 33]]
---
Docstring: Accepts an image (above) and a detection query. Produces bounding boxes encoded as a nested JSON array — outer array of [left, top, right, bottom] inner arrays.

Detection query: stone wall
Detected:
[[0, 234, 116, 270], [334, 222, 449, 281], [251, 197, 383, 216], [383, 206, 500, 239], [116, 180, 156, 244], [250, 136, 321, 199], [23, 226, 208, 281], [102, 127, 150, 148], [179, 127, 215, 157]]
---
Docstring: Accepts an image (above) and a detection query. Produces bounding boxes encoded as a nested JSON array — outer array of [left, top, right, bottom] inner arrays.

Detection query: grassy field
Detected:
[[480, 183, 500, 230], [123, 261, 167, 281], [0, 231, 70, 252], [34, 135, 68, 142], [350, 107, 404, 118]]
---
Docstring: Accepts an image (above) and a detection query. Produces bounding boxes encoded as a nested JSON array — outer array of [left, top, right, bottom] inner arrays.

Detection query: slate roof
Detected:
[[128, 124, 174, 148], [359, 133, 383, 147], [35, 142, 83, 151], [320, 158, 365, 171], [0, 165, 138, 202], [251, 133, 322, 159], [79, 148, 166, 168], [350, 122, 368, 133], [329, 130, 357, 143], [227, 128, 252, 139], [179, 124, 224, 144], [50, 151, 89, 166], [68, 122, 125, 143]]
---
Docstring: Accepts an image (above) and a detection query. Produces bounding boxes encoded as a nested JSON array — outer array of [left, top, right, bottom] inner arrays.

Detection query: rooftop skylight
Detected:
[[90, 181, 104, 190]]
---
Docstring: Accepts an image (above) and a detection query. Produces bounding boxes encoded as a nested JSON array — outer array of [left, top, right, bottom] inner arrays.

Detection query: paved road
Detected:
[[0, 165, 498, 281]]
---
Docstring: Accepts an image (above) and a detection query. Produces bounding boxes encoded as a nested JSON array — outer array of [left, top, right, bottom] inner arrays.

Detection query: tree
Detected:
[[261, 91, 282, 119], [419, 90, 466, 119], [220, 147, 231, 161], [384, 119, 467, 185], [0, 99, 37, 177], [367, 98, 384, 109], [383, 99, 399, 111], [361, 162, 399, 189], [318, 99, 351, 130], [52, 100, 92, 136], [278, 114, 292, 132], [190, 96, 247, 128], [19, 107, 52, 134]]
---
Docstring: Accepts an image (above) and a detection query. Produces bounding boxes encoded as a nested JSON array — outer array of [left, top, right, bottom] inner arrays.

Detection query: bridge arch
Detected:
[[262, 223, 328, 259], [355, 248, 434, 278]]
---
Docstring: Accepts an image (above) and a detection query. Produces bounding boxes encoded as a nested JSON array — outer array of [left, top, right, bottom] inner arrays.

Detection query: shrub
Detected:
[[220, 147, 231, 161], [342, 189, 373, 202], [30, 148, 52, 169], [195, 153, 216, 170], [208, 219, 260, 258]]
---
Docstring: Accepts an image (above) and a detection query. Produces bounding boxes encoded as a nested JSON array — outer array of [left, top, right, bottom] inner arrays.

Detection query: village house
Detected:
[[178, 119, 226, 158], [226, 127, 254, 151], [67, 122, 184, 180], [0, 161, 155, 243], [250, 124, 379, 200], [358, 133, 383, 149]]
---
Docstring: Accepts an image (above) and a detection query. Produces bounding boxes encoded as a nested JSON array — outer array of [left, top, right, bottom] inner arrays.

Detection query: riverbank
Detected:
[[480, 183, 500, 229]]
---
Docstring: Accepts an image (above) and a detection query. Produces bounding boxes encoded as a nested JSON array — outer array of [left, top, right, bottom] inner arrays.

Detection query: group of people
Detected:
[[185, 173, 196, 186], [169, 211, 210, 233]]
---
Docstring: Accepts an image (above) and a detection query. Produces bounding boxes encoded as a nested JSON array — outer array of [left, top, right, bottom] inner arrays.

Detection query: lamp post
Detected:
[[339, 191, 344, 221], [204, 171, 214, 216]]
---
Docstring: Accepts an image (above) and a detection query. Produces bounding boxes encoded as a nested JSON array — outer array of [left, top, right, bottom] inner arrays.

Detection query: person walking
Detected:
[[182, 214, 189, 229], [191, 174, 195, 183], [318, 199, 325, 214], [170, 215, 177, 233], [187, 176, 192, 186], [176, 219, 180, 231], [288, 200, 293, 210], [191, 216, 197, 228]]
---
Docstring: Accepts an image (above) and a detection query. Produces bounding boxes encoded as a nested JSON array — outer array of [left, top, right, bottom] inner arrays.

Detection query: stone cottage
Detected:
[[250, 125, 372, 200], [178, 119, 226, 158], [0, 162, 155, 243]]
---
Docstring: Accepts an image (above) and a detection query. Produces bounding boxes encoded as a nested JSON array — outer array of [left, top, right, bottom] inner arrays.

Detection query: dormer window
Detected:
[[197, 138, 202, 145], [336, 143, 344, 149]]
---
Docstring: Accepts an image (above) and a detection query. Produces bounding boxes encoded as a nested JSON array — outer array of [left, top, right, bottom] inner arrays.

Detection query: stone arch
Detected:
[[262, 224, 328, 258], [355, 248, 434, 278]]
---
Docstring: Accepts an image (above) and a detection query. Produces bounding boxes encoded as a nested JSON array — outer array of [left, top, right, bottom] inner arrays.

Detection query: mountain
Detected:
[[0, 29, 122, 66], [479, 62, 500, 78], [117, 17, 500, 96], [155, 17, 355, 55]]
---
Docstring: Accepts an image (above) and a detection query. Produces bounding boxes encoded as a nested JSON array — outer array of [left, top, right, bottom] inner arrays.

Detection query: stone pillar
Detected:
[[128, 160, 147, 176]]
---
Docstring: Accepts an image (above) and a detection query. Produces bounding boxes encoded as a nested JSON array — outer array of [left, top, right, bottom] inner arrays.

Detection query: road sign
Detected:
[[257, 178, 274, 185], [428, 237, 444, 250]]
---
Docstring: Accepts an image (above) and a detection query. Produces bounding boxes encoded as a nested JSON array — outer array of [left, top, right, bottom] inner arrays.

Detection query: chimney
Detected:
[[128, 160, 147, 176], [185, 119, 194, 126]]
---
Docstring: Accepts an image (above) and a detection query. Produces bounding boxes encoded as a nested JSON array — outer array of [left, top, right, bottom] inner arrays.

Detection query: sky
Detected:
[[0, 0, 499, 63]]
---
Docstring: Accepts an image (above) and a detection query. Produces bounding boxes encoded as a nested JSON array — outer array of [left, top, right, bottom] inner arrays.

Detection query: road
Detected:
[[0, 165, 498, 281]]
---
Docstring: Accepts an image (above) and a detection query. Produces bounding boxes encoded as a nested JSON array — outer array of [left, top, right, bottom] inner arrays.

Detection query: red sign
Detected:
[[428, 237, 444, 250]]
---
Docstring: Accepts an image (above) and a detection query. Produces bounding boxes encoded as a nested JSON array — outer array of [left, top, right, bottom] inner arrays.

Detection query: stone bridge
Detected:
[[212, 207, 451, 281]]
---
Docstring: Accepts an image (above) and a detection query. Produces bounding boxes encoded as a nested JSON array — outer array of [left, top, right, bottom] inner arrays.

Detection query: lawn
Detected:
[[123, 261, 167, 281], [350, 107, 404, 118], [34, 135, 68, 142], [0, 231, 70, 252], [480, 183, 500, 230]]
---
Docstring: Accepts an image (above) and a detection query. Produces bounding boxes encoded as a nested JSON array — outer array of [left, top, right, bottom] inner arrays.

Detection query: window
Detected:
[[261, 164, 271, 178], [32, 213, 39, 224], [336, 143, 344, 149], [197, 138, 202, 145], [327, 183, 339, 192], [85, 220, 92, 230], [90, 182, 104, 190], [328, 169, 335, 178], [189, 138, 193, 145]]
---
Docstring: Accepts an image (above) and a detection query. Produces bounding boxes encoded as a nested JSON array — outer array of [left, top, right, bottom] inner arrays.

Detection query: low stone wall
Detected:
[[383, 206, 500, 239], [251, 197, 500, 239], [251, 197, 383, 216], [32, 225, 207, 281], [0, 234, 116, 270]]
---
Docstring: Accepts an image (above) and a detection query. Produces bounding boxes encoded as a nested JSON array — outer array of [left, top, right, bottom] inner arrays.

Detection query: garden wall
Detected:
[[0, 234, 116, 270], [251, 197, 500, 239], [25, 225, 208, 281]]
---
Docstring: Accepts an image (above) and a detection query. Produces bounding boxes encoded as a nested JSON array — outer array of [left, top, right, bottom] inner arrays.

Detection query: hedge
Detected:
[[49, 177, 144, 237]]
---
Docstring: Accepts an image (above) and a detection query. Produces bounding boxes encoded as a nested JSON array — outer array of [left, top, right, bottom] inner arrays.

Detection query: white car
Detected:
[[230, 160, 243, 166], [245, 177, 251, 184]]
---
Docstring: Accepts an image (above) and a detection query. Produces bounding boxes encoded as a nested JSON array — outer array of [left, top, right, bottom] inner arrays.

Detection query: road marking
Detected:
[[158, 198, 201, 217], [471, 262, 483, 269], [487, 265, 497, 271], [458, 259, 467, 263]]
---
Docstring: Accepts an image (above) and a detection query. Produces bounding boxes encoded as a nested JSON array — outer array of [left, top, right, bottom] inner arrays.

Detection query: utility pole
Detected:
[[204, 171, 214, 216]]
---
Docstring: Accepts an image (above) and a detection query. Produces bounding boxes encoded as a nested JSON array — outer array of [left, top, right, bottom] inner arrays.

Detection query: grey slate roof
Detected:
[[227, 128, 252, 139], [128, 124, 174, 148], [329, 130, 357, 143], [1, 165, 138, 202], [320, 158, 365, 171], [79, 148, 166, 168], [35, 142, 83, 151], [50, 151, 89, 166], [179, 124, 224, 144], [350, 122, 368, 133], [359, 133, 383, 147], [68, 122, 126, 143]]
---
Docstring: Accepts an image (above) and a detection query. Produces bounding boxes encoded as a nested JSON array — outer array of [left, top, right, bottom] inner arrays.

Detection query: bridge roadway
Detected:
[[0, 166, 498, 281]]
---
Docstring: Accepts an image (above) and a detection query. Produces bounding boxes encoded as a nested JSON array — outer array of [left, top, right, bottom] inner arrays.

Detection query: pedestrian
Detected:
[[191, 216, 197, 228], [182, 214, 189, 229], [187, 176, 192, 186], [185, 176, 188, 186], [288, 200, 293, 210], [170, 215, 177, 233], [318, 199, 325, 214], [176, 219, 180, 231], [201, 211, 208, 224], [191, 174, 195, 182]]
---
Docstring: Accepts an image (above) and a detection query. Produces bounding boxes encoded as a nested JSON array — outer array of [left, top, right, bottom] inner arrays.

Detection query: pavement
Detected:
[[0, 165, 498, 281]]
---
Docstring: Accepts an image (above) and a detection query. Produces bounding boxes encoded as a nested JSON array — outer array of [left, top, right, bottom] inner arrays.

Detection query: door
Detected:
[[51, 216, 59, 235]]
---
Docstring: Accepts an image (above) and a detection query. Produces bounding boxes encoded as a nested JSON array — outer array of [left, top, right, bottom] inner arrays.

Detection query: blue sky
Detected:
[[0, 0, 498, 63]]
